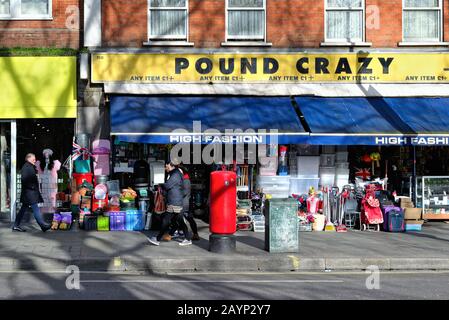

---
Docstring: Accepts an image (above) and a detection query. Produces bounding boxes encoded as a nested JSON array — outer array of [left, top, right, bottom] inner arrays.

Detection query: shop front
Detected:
[[0, 56, 77, 222], [87, 51, 449, 235]]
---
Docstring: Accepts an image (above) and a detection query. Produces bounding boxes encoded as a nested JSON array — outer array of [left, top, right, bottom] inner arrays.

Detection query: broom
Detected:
[[324, 186, 336, 232], [336, 191, 348, 233]]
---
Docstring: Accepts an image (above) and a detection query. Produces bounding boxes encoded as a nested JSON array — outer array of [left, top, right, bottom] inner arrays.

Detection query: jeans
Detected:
[[14, 203, 47, 229]]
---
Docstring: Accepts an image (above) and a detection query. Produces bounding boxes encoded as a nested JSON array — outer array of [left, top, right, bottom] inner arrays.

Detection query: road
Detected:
[[0, 271, 448, 300]]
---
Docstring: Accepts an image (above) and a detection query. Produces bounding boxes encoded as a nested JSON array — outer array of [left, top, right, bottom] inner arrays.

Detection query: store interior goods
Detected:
[[43, 135, 449, 233]]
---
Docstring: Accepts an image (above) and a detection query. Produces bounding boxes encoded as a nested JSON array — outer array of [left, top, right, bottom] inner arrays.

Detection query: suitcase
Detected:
[[382, 205, 405, 232], [97, 216, 110, 231], [84, 215, 98, 231]]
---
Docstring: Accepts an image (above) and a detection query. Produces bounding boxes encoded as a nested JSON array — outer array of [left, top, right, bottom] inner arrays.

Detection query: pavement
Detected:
[[1, 214, 449, 273]]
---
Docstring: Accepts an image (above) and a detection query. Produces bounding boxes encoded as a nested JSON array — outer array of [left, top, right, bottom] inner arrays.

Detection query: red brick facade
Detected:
[[101, 0, 449, 48], [0, 0, 81, 48]]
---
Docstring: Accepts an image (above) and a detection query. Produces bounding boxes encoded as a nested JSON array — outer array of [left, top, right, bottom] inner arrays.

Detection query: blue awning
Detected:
[[295, 97, 449, 146], [111, 96, 308, 144]]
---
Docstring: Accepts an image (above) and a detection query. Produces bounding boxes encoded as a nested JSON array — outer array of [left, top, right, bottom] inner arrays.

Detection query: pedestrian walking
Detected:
[[148, 159, 190, 246], [179, 165, 199, 241], [12, 153, 51, 232], [169, 164, 199, 243]]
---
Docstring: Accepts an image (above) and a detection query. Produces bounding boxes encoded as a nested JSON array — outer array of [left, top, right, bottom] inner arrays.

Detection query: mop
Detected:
[[324, 186, 336, 232]]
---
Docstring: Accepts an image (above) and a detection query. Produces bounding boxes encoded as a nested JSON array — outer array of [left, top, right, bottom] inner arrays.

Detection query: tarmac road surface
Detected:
[[0, 271, 448, 300]]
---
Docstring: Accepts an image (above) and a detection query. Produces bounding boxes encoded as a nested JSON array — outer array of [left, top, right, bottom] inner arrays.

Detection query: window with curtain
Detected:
[[227, 0, 265, 41], [0, 0, 51, 18], [403, 0, 442, 42], [148, 0, 188, 40], [326, 0, 364, 42]]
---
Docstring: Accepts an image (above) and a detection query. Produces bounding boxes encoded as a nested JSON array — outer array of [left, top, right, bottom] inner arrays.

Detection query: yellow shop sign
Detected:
[[0, 56, 77, 119], [92, 52, 449, 84]]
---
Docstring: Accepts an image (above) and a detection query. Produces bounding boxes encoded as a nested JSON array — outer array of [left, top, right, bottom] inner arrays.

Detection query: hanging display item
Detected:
[[36, 149, 61, 214], [355, 168, 371, 181]]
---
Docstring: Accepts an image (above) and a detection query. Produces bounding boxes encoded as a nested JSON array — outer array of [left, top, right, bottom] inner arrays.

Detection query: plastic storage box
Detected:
[[320, 154, 336, 167], [297, 156, 320, 177], [336, 151, 349, 162], [109, 211, 126, 231], [259, 156, 278, 176], [297, 145, 319, 156], [321, 146, 335, 154], [257, 176, 290, 198], [125, 210, 144, 231], [289, 177, 320, 195]]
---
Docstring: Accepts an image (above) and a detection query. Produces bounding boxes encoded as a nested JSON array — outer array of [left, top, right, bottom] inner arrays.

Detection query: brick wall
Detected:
[[101, 0, 448, 48], [0, 0, 81, 48]]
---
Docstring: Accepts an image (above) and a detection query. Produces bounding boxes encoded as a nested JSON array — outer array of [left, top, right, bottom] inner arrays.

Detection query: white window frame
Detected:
[[402, 0, 443, 43], [225, 0, 266, 42], [0, 0, 52, 20], [147, 0, 188, 41], [324, 0, 365, 43]]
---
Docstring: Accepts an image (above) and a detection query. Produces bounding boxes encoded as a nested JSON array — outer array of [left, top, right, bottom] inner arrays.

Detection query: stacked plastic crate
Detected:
[[291, 151, 320, 195], [319, 146, 336, 188], [335, 146, 350, 190]]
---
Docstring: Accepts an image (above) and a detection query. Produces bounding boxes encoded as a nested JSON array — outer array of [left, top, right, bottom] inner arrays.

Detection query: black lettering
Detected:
[[378, 57, 394, 74], [358, 57, 373, 74], [175, 58, 189, 74], [195, 58, 213, 74], [263, 58, 279, 74], [219, 58, 235, 75], [241, 58, 257, 74], [335, 57, 352, 74], [315, 58, 330, 74], [296, 57, 309, 74]]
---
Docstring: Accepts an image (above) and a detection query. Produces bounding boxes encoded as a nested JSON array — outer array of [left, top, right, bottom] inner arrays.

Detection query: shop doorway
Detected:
[[0, 121, 16, 222]]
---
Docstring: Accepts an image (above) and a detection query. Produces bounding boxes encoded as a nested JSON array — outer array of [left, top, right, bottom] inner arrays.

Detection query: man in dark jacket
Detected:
[[13, 153, 51, 232], [148, 159, 188, 245]]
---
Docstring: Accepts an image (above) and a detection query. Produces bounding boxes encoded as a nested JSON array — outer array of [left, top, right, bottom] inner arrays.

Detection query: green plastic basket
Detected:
[[97, 216, 110, 231]]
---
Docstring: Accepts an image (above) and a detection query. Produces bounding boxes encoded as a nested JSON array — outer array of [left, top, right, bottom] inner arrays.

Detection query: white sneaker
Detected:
[[172, 230, 180, 239], [147, 237, 160, 246], [179, 239, 192, 246]]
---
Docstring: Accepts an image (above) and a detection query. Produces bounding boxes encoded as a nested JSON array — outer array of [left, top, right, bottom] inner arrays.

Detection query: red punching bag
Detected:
[[210, 171, 237, 235]]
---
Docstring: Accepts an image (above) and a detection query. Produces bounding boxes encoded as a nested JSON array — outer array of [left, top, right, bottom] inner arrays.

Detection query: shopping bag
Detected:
[[154, 187, 166, 214]]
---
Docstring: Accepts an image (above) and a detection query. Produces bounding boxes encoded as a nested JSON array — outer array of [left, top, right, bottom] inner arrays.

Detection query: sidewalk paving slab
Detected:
[[2, 218, 449, 273]]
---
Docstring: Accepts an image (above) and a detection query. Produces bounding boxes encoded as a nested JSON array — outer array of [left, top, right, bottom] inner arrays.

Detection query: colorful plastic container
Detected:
[[74, 159, 91, 174], [125, 209, 144, 231], [72, 173, 93, 187], [97, 216, 110, 231], [109, 211, 126, 231]]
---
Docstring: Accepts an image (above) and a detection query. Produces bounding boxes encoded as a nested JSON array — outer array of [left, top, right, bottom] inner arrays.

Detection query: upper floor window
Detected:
[[148, 0, 188, 40], [226, 0, 266, 41], [403, 0, 442, 42], [325, 0, 365, 42], [0, 0, 52, 19]]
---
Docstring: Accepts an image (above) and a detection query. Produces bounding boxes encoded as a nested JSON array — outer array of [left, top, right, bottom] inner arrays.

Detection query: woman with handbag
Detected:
[[148, 159, 191, 246]]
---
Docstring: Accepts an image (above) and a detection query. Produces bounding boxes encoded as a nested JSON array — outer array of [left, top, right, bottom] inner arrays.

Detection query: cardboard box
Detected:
[[404, 208, 422, 220], [405, 219, 424, 225]]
